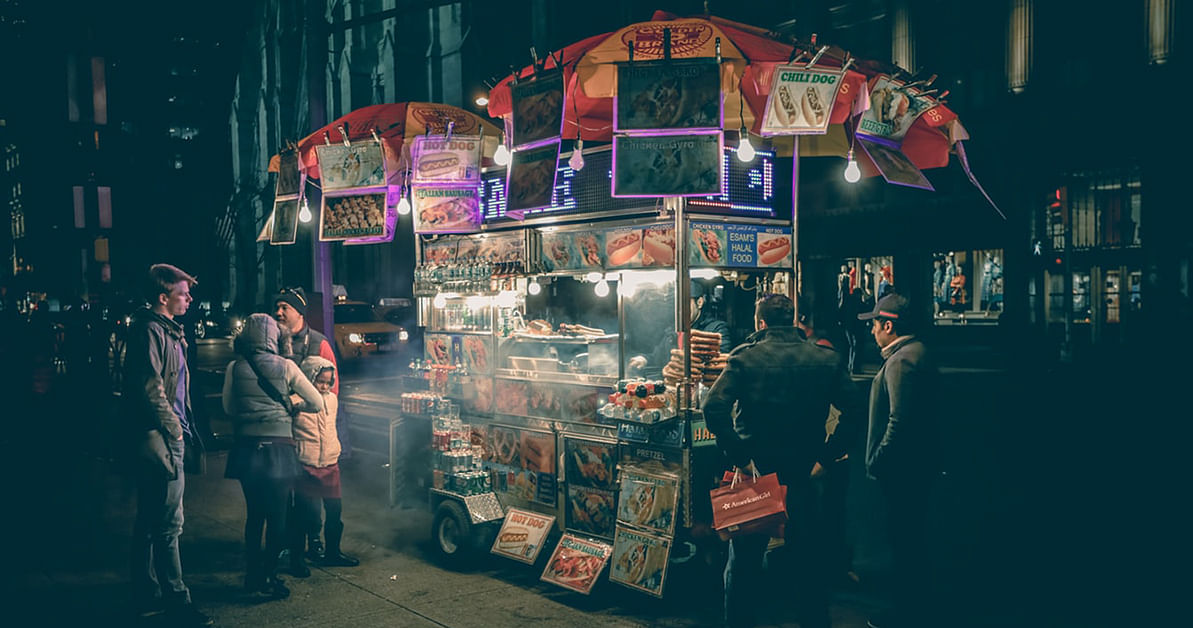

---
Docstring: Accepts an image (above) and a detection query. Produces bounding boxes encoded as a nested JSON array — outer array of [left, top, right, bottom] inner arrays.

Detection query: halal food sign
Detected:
[[411, 135, 481, 184], [760, 66, 844, 136]]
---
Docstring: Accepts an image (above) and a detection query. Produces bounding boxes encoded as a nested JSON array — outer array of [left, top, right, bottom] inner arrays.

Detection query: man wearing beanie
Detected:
[[275, 287, 338, 396]]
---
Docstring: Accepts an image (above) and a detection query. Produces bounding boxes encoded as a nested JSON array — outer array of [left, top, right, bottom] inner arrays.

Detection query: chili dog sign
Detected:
[[761, 66, 843, 136], [689, 222, 793, 268], [491, 508, 555, 564], [411, 135, 482, 184]]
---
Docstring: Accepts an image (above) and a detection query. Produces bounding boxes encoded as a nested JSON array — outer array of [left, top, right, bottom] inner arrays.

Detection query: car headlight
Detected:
[[348, 333, 363, 344], [398, 330, 409, 342]]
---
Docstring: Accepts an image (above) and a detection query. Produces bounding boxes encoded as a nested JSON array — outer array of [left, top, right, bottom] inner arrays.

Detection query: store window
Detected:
[[933, 249, 1003, 325]]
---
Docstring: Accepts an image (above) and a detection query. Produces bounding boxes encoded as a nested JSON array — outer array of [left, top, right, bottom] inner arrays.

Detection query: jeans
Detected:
[[723, 478, 830, 628], [881, 478, 932, 625], [240, 474, 291, 582], [132, 438, 190, 606]]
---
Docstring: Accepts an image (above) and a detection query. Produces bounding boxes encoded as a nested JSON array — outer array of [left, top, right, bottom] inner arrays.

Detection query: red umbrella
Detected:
[[486, 10, 964, 176], [268, 102, 501, 186]]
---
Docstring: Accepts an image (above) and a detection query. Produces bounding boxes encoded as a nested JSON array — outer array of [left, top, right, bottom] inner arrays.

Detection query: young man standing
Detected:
[[124, 264, 211, 626], [704, 294, 861, 628], [858, 293, 940, 628]]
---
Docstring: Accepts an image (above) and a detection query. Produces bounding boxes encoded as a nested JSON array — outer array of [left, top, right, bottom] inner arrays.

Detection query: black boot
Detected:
[[322, 519, 359, 567], [306, 536, 325, 562], [287, 550, 310, 578]]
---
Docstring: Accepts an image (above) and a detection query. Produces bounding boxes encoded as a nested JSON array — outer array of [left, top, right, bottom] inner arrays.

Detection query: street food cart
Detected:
[[392, 143, 795, 596]]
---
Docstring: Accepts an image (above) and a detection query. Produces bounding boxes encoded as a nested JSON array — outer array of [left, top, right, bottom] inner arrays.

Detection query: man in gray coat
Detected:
[[858, 293, 940, 628], [123, 264, 211, 626]]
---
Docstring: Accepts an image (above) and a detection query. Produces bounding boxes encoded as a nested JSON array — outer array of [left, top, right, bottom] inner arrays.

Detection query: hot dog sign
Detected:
[[690, 222, 793, 268], [760, 66, 844, 136], [411, 135, 482, 183], [491, 508, 555, 564]]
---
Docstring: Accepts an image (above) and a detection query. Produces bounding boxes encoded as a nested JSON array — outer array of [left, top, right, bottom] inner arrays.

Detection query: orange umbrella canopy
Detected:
[[268, 102, 501, 186], [486, 10, 966, 175]]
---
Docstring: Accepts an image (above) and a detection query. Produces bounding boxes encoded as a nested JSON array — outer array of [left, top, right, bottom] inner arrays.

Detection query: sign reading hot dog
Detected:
[[690, 222, 793, 268], [491, 508, 555, 564], [760, 66, 843, 136], [411, 135, 482, 183]]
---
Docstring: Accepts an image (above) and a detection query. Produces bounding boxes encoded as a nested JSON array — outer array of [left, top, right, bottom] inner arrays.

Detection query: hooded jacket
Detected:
[[703, 326, 862, 479], [222, 313, 323, 439], [291, 356, 341, 468]]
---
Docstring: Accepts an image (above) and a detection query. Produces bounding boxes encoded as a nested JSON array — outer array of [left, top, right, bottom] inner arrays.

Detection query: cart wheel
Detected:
[[432, 500, 472, 563]]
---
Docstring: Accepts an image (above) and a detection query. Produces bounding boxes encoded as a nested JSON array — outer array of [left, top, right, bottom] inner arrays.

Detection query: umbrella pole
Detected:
[[790, 140, 800, 310]]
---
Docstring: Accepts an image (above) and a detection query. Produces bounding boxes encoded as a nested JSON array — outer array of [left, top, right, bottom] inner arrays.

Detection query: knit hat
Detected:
[[275, 287, 308, 317]]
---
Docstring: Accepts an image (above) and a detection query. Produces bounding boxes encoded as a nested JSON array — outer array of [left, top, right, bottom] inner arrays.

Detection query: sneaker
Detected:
[[166, 604, 214, 627], [320, 551, 359, 567]]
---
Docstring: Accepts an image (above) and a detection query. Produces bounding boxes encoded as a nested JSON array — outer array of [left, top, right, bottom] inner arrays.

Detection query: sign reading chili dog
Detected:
[[411, 135, 482, 183], [411, 186, 481, 234], [491, 508, 555, 564], [689, 222, 793, 268], [760, 66, 843, 136]]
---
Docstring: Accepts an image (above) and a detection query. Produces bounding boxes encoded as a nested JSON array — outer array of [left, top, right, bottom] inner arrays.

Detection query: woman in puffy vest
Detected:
[[221, 313, 323, 599]]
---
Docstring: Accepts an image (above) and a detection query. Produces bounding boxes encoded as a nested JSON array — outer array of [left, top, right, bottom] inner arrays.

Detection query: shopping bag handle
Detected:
[[730, 461, 760, 487]]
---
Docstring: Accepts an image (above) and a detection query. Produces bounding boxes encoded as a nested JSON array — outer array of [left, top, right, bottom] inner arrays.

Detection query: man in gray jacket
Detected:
[[858, 293, 940, 628], [123, 264, 211, 626]]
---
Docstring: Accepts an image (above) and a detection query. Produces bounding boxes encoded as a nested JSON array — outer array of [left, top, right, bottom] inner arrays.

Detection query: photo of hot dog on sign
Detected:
[[506, 141, 560, 212], [854, 75, 938, 146], [604, 227, 643, 268], [411, 186, 480, 233], [641, 225, 676, 267], [510, 71, 565, 148], [411, 135, 481, 183], [761, 66, 844, 136], [491, 508, 555, 564], [756, 231, 793, 267]]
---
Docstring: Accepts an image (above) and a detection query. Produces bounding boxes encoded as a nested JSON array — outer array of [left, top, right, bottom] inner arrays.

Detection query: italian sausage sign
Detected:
[[689, 222, 793, 268], [760, 66, 843, 136]]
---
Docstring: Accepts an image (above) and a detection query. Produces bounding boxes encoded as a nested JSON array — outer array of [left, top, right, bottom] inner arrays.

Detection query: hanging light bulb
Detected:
[[396, 187, 412, 215], [494, 142, 511, 166], [568, 137, 585, 171], [527, 278, 542, 295], [843, 150, 861, 183], [737, 127, 756, 162], [594, 279, 610, 297], [298, 197, 312, 223], [432, 293, 447, 308]]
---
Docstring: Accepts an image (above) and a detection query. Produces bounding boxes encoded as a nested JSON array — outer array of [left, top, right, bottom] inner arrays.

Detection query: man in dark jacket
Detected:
[[704, 294, 862, 628], [858, 293, 940, 628], [123, 264, 211, 626]]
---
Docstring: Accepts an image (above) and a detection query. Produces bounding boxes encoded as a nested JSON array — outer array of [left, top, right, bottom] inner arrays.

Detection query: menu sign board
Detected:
[[566, 485, 616, 538], [616, 468, 679, 536], [859, 138, 935, 191], [510, 71, 565, 148], [275, 150, 302, 199], [541, 230, 604, 272], [315, 143, 387, 191], [506, 142, 560, 213], [320, 192, 388, 241], [411, 135, 482, 183], [689, 222, 793, 268], [473, 424, 556, 507], [615, 59, 722, 133], [612, 132, 722, 197], [269, 198, 300, 245], [411, 185, 481, 234], [609, 527, 672, 597], [760, 66, 843, 136], [539, 224, 677, 271], [540, 534, 612, 595], [491, 508, 555, 564], [855, 75, 942, 147]]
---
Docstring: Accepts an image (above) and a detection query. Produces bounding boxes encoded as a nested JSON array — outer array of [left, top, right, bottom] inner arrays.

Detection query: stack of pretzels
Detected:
[[661, 330, 729, 386]]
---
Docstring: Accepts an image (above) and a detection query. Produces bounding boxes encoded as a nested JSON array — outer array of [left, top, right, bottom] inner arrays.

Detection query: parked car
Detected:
[[333, 300, 408, 359]]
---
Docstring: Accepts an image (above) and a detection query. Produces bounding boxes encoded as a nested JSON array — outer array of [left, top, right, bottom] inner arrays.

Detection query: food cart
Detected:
[[391, 143, 795, 596]]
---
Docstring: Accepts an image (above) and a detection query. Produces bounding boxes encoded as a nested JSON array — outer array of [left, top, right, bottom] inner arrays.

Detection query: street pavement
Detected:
[[5, 337, 1089, 627]]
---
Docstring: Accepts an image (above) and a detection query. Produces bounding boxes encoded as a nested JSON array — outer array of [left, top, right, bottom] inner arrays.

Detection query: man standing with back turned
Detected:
[[858, 293, 940, 628], [124, 264, 211, 626], [704, 293, 861, 628]]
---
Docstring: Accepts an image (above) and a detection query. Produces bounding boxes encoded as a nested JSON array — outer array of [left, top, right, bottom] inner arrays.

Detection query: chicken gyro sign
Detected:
[[491, 508, 555, 564], [760, 66, 844, 136]]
